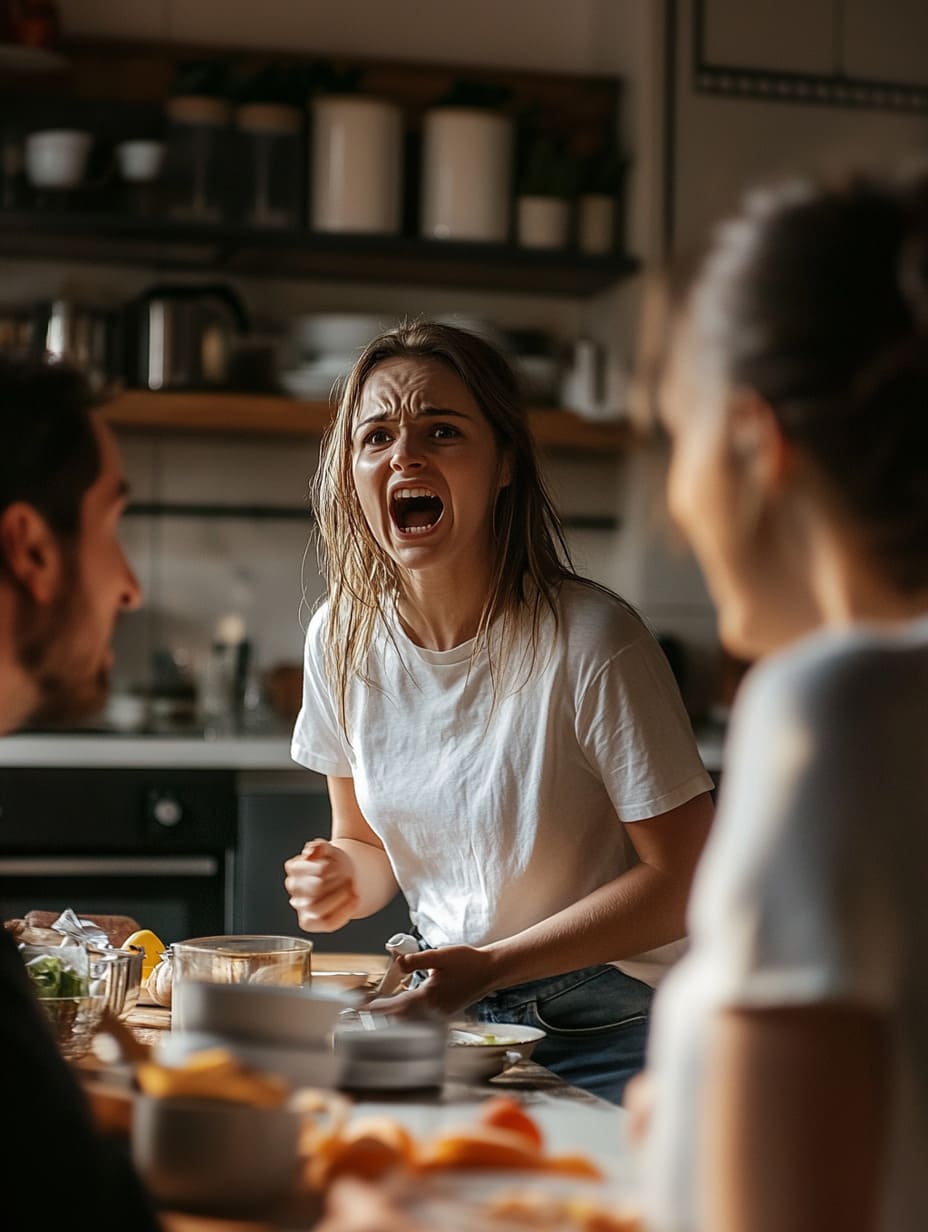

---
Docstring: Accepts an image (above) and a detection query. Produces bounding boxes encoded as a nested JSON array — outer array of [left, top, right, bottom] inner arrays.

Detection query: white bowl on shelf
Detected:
[[289, 313, 388, 360], [116, 139, 165, 183], [25, 129, 93, 189]]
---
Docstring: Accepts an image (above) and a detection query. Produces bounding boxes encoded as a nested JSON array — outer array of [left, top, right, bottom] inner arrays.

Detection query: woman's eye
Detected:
[[363, 428, 392, 446], [432, 423, 460, 440]]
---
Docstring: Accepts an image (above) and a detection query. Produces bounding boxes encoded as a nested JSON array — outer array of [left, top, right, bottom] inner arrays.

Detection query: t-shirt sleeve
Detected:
[[576, 629, 714, 822], [290, 605, 354, 777], [689, 652, 898, 1010]]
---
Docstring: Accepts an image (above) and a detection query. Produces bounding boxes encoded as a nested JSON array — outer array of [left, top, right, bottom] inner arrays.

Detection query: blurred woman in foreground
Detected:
[[641, 165, 928, 1231]]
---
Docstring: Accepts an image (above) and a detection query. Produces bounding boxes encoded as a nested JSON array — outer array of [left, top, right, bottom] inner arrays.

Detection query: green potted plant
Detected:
[[515, 132, 579, 250]]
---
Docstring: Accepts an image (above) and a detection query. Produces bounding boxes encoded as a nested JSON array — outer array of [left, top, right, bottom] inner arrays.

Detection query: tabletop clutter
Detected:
[[8, 911, 643, 1228]]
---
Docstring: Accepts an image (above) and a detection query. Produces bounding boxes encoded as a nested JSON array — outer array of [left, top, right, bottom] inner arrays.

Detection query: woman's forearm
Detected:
[[483, 792, 713, 990], [331, 837, 400, 919], [483, 860, 690, 989]]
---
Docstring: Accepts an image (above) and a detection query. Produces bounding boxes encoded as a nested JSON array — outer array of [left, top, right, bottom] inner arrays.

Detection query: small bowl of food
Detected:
[[445, 1023, 546, 1083]]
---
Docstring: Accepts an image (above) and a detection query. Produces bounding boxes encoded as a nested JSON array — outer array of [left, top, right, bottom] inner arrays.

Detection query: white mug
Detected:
[[116, 140, 165, 184], [25, 129, 93, 189]]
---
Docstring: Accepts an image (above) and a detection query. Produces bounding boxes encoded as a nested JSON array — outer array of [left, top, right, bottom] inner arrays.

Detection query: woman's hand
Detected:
[[369, 944, 499, 1017], [283, 839, 360, 932]]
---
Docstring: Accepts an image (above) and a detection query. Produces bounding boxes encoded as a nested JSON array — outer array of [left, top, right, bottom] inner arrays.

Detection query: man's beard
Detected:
[[14, 560, 111, 727]]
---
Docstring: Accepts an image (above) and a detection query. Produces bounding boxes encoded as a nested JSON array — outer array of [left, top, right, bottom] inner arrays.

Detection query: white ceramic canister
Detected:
[[420, 107, 513, 242], [516, 195, 570, 249], [311, 95, 403, 234]]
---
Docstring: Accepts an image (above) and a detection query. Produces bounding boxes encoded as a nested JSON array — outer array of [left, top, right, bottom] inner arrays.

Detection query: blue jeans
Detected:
[[470, 963, 652, 1106]]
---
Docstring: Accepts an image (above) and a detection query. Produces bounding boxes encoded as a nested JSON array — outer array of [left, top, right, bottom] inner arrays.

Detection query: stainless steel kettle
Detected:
[[126, 282, 250, 391]]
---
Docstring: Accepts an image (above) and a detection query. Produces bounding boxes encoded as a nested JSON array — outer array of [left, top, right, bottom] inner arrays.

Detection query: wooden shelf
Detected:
[[101, 391, 634, 456], [0, 211, 639, 295]]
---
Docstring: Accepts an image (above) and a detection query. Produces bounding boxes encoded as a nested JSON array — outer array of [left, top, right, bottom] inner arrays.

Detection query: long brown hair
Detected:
[[311, 320, 580, 735]]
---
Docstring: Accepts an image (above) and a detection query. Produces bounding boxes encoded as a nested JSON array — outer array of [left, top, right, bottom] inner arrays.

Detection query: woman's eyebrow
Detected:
[[354, 407, 470, 431]]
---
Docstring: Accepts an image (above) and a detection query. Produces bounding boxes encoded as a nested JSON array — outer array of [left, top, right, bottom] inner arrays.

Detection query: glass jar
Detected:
[[162, 94, 232, 223], [234, 102, 303, 229]]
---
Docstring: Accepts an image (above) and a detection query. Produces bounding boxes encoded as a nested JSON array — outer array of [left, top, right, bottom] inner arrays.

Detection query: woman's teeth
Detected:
[[392, 487, 444, 532]]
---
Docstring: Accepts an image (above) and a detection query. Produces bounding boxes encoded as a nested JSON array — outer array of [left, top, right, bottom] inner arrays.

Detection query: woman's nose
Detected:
[[389, 431, 424, 471]]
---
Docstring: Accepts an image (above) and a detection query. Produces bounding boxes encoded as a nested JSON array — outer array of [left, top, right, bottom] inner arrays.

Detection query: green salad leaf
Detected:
[[25, 953, 88, 999]]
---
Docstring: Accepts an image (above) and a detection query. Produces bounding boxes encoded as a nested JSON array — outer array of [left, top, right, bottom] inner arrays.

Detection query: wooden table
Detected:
[[113, 953, 635, 1230]]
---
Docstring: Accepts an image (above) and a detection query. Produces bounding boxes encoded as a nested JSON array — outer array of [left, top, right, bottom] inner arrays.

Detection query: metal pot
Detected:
[[125, 282, 250, 391], [34, 298, 119, 394]]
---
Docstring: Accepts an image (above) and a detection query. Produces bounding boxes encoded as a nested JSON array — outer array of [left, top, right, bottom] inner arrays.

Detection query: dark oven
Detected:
[[0, 768, 237, 943]]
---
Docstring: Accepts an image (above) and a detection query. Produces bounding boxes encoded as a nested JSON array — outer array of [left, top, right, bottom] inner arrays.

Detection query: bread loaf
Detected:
[[4, 918, 65, 946], [24, 911, 141, 948]]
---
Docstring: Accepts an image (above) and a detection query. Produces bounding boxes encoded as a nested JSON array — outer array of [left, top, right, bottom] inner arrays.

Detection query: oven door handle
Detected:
[[0, 856, 218, 877]]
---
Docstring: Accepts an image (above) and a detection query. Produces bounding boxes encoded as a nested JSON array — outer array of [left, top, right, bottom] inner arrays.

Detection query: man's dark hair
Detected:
[[0, 355, 100, 542]]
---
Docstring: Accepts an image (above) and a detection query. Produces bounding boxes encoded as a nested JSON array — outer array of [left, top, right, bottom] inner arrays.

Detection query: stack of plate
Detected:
[[157, 980, 360, 1089], [279, 313, 389, 399], [334, 1014, 448, 1092]]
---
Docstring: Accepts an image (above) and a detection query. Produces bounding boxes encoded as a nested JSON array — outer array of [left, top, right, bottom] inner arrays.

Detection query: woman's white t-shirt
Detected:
[[644, 617, 928, 1231], [291, 580, 713, 987]]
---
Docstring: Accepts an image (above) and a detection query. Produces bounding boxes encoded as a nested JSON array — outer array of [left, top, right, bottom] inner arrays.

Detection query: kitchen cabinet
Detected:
[[236, 772, 413, 953]]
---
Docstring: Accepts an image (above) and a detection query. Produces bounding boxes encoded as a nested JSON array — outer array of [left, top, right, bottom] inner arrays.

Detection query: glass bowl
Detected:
[[171, 935, 313, 992], [40, 994, 107, 1060]]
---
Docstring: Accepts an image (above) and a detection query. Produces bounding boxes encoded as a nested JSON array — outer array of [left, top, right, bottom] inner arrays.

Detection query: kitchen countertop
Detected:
[[0, 732, 301, 770], [0, 728, 726, 773]]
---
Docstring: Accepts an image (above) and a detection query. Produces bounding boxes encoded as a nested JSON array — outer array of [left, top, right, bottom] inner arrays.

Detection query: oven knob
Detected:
[[150, 793, 183, 829]]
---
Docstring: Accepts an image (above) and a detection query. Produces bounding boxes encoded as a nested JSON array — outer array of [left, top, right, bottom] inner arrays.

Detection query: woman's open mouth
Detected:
[[390, 485, 445, 536]]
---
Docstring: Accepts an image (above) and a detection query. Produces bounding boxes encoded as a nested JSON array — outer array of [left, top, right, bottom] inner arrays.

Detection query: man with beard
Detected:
[[0, 357, 161, 1229]]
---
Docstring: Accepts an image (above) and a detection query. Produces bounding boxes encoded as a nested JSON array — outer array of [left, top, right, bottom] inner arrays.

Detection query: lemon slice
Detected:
[[124, 928, 167, 979]]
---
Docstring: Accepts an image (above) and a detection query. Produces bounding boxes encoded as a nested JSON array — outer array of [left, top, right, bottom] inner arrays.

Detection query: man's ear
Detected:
[[0, 503, 65, 604]]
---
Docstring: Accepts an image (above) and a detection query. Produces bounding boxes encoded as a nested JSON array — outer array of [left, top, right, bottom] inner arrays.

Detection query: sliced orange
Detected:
[[479, 1095, 545, 1152], [124, 928, 166, 979], [315, 1116, 417, 1184], [543, 1152, 605, 1180], [417, 1124, 546, 1172]]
